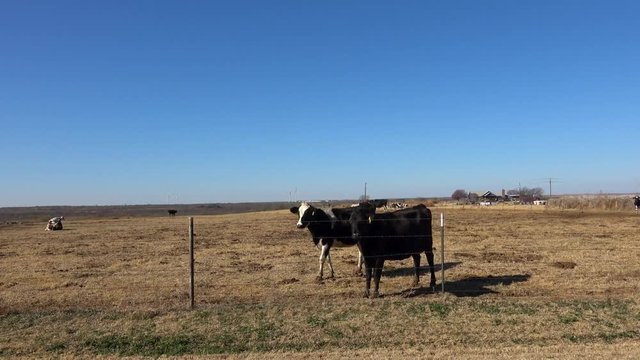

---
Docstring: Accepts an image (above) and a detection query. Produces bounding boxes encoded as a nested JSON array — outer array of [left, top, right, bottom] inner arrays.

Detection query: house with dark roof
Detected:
[[481, 191, 501, 202]]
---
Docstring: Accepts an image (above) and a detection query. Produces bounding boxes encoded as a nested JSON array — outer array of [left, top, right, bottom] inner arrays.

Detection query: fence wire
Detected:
[[2, 215, 639, 311]]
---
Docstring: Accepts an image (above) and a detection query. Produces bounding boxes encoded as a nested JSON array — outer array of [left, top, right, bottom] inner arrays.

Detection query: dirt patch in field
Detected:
[[551, 261, 577, 269], [483, 252, 543, 263]]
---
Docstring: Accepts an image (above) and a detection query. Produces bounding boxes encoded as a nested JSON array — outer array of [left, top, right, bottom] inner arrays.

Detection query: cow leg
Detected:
[[372, 259, 384, 298], [364, 264, 372, 298], [355, 250, 364, 276], [325, 251, 335, 278], [425, 249, 437, 289], [317, 243, 331, 280], [411, 254, 421, 287]]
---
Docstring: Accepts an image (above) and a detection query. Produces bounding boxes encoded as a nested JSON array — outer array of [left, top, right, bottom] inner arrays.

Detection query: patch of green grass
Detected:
[[375, 301, 391, 320], [558, 313, 581, 324], [255, 321, 281, 342], [331, 310, 352, 322], [562, 333, 582, 343], [325, 327, 344, 339], [562, 330, 638, 344], [405, 303, 427, 317], [307, 314, 328, 328], [565, 299, 632, 317], [0, 311, 47, 330], [475, 303, 501, 315], [45, 341, 66, 353], [0, 347, 14, 356], [131, 310, 160, 321], [599, 330, 637, 343], [474, 301, 537, 316], [85, 334, 209, 356], [194, 310, 212, 321], [428, 303, 452, 318]]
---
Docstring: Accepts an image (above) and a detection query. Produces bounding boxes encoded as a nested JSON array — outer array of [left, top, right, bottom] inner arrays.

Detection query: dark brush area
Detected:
[[0, 202, 294, 223]]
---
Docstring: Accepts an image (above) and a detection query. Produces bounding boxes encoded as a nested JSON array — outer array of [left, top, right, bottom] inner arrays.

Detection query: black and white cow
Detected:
[[45, 216, 64, 231], [349, 203, 436, 298], [290, 202, 363, 280], [390, 202, 408, 209], [634, 196, 640, 212]]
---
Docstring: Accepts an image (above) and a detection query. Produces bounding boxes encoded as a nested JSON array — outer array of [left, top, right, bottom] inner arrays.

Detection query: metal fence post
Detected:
[[189, 217, 195, 309], [440, 213, 445, 294]]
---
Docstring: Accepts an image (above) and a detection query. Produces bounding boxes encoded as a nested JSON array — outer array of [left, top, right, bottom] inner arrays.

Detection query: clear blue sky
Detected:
[[2, 1, 639, 206]]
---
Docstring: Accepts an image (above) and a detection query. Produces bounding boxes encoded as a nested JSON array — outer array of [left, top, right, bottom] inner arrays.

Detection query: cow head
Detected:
[[290, 202, 315, 229], [348, 203, 377, 239]]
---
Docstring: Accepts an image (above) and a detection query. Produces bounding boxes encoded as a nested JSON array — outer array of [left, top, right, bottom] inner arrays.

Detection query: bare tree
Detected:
[[517, 187, 545, 203], [451, 189, 468, 202]]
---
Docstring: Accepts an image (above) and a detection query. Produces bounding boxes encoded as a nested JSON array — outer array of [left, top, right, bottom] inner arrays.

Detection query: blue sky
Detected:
[[2, 1, 639, 206]]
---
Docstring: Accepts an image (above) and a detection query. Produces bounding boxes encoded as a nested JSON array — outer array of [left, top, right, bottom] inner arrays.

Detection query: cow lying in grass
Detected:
[[45, 216, 64, 231]]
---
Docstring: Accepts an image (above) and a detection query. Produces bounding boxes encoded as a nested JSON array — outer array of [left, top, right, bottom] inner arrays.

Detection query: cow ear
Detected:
[[290, 207, 299, 214]]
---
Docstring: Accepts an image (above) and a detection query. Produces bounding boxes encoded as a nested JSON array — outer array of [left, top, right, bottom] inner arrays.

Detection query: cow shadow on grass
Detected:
[[391, 274, 531, 298]]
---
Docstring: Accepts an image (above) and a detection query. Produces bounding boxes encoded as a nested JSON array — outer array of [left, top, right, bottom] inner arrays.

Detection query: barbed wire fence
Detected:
[[2, 212, 639, 312]]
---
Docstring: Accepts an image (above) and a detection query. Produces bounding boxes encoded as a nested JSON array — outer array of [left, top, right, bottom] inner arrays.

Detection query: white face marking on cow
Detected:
[[296, 202, 311, 227]]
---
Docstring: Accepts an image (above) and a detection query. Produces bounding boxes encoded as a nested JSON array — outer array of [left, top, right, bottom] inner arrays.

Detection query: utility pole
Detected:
[[364, 182, 367, 200], [546, 177, 561, 198]]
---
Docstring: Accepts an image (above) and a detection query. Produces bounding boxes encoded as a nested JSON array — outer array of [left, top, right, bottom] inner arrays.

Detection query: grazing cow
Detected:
[[634, 196, 640, 212], [45, 216, 64, 231], [290, 202, 364, 279], [168, 209, 178, 216], [349, 204, 436, 298]]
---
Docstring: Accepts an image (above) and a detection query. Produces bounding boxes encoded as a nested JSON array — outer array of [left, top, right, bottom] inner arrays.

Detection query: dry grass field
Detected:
[[1, 205, 639, 358]]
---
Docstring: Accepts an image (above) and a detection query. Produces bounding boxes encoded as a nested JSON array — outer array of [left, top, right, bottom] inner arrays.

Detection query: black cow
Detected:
[[634, 196, 640, 212], [168, 209, 178, 216], [349, 203, 436, 298], [290, 202, 363, 279], [369, 199, 388, 209]]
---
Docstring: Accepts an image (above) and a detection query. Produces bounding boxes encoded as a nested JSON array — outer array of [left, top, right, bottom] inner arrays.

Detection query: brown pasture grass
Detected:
[[1, 206, 639, 358], [547, 195, 638, 211]]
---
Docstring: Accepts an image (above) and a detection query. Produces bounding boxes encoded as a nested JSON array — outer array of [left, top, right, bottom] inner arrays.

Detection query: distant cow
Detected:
[[353, 200, 387, 209], [349, 204, 436, 298], [390, 202, 408, 209], [290, 202, 364, 280], [45, 216, 64, 231], [370, 199, 388, 209], [168, 209, 178, 216], [634, 196, 640, 212]]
